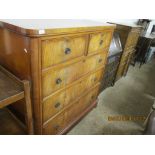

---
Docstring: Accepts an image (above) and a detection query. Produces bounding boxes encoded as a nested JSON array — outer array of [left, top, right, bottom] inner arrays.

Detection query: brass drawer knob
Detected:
[[94, 77, 97, 82], [65, 48, 71, 55], [55, 102, 61, 108], [56, 78, 62, 84], [98, 58, 103, 63], [99, 40, 104, 46]]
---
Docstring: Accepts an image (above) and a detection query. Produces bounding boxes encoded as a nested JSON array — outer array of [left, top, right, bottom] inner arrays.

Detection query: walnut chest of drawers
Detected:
[[0, 20, 115, 134], [109, 23, 142, 81]]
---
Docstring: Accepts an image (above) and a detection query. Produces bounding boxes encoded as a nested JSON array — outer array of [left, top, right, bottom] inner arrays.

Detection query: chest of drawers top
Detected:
[[0, 19, 115, 36]]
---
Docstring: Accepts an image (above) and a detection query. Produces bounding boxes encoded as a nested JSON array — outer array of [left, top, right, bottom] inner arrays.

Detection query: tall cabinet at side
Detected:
[[109, 22, 142, 81]]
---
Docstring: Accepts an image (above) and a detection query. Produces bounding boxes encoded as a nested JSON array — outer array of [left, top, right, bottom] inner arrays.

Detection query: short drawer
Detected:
[[88, 31, 112, 54], [42, 53, 106, 97], [43, 69, 103, 122], [42, 35, 87, 69]]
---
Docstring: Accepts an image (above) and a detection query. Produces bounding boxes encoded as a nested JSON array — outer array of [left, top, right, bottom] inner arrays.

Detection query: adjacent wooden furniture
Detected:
[[133, 33, 155, 67], [109, 23, 142, 81], [0, 109, 25, 135], [0, 20, 115, 134], [137, 19, 151, 35], [101, 52, 122, 90], [100, 32, 122, 90], [0, 65, 33, 134]]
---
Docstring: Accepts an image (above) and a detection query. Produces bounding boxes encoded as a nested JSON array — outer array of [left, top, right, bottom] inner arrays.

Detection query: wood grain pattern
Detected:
[[42, 53, 106, 98], [43, 68, 103, 122], [125, 31, 140, 49], [42, 35, 88, 68], [88, 31, 112, 54], [111, 23, 142, 81], [30, 38, 42, 134]]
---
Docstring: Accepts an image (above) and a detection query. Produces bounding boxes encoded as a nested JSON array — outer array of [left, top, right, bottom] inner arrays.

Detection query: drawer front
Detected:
[[88, 31, 112, 54], [43, 112, 64, 135], [64, 85, 100, 125], [42, 61, 84, 97], [42, 53, 106, 97], [42, 35, 87, 69], [43, 69, 103, 122], [83, 52, 107, 74]]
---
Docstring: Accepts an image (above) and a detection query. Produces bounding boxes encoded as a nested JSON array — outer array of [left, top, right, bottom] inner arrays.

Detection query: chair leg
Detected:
[[23, 80, 34, 135]]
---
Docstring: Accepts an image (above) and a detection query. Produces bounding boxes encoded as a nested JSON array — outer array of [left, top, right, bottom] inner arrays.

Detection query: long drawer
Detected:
[[42, 53, 107, 97], [43, 84, 100, 135], [43, 68, 103, 122], [41, 34, 88, 69]]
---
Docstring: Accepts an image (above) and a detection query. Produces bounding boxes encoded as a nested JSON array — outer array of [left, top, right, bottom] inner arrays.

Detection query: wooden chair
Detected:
[[0, 65, 33, 134]]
